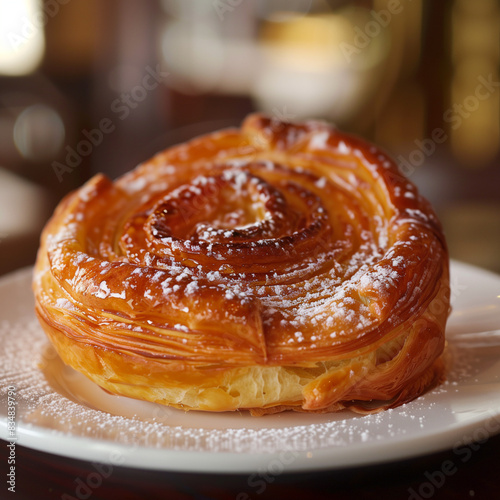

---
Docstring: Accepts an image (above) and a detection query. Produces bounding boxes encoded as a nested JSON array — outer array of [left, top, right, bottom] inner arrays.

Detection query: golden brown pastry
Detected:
[[33, 114, 450, 415]]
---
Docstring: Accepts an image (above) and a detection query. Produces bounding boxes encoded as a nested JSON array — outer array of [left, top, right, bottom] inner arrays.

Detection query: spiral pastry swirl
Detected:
[[33, 114, 450, 414]]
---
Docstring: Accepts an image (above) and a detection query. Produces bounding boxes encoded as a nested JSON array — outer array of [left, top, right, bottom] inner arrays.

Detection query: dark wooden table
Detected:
[[2, 433, 499, 500]]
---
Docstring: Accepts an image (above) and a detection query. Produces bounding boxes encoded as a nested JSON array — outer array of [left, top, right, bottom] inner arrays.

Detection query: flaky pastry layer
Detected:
[[33, 114, 450, 414]]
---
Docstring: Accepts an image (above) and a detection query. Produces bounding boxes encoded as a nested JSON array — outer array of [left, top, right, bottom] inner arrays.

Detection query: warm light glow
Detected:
[[0, 0, 45, 76], [259, 14, 355, 71], [450, 60, 500, 167], [450, 0, 500, 167], [375, 83, 425, 150], [254, 10, 393, 123]]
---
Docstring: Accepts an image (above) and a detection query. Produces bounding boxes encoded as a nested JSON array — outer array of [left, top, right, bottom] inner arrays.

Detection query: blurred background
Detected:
[[0, 0, 498, 276]]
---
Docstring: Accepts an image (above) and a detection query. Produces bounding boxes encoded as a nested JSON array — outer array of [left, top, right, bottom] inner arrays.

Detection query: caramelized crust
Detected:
[[33, 114, 450, 414]]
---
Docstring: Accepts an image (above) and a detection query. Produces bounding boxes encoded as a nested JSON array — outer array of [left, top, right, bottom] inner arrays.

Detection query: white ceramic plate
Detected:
[[1, 261, 500, 473]]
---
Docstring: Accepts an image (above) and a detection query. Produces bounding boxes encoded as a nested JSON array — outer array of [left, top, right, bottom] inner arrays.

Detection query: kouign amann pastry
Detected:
[[33, 114, 450, 415]]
